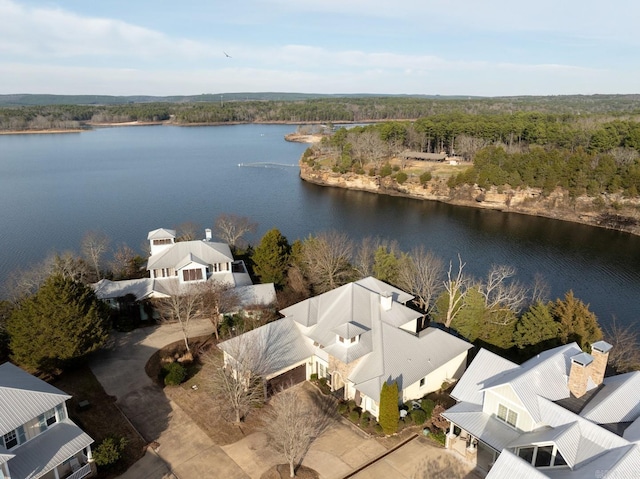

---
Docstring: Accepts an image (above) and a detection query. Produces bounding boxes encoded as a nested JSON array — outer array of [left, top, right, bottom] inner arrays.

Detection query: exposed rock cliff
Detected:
[[299, 161, 640, 236]]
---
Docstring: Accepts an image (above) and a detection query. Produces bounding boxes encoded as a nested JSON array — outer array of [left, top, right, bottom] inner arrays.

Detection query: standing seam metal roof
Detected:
[[0, 363, 70, 436]]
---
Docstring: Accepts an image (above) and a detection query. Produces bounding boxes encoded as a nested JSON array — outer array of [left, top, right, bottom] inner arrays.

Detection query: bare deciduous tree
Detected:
[[110, 243, 143, 280], [353, 236, 380, 279], [397, 246, 444, 314], [81, 230, 110, 281], [176, 221, 202, 242], [263, 386, 335, 478], [205, 330, 269, 423], [302, 231, 354, 293], [213, 214, 257, 250], [605, 318, 640, 373], [531, 272, 550, 305], [200, 281, 240, 340], [479, 265, 529, 321], [154, 284, 205, 355], [442, 255, 469, 328]]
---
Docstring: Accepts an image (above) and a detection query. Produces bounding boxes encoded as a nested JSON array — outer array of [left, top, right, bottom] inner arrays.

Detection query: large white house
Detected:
[[219, 277, 472, 419], [93, 228, 275, 315], [442, 341, 640, 477], [0, 362, 94, 479]]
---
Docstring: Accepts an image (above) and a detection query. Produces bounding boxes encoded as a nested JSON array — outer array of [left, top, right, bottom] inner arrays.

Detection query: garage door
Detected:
[[267, 364, 306, 397]]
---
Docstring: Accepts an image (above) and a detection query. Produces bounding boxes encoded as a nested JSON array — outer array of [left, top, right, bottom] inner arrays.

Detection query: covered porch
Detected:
[[7, 420, 94, 479]]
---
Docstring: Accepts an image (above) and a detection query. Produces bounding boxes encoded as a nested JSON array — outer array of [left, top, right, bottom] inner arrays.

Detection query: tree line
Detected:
[[2, 218, 638, 377], [2, 95, 640, 131]]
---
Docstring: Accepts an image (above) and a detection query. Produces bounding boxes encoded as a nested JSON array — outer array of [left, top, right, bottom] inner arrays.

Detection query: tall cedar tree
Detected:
[[552, 290, 603, 350], [379, 380, 399, 435], [252, 228, 291, 288], [7, 274, 110, 375]]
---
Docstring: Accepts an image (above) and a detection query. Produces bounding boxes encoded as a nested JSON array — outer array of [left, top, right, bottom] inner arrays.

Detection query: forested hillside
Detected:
[[2, 94, 640, 131]]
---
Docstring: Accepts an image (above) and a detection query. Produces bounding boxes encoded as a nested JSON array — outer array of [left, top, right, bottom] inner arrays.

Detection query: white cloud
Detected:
[[0, 0, 217, 61]]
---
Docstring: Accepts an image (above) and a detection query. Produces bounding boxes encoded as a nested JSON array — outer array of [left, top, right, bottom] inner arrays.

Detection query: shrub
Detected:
[[369, 168, 377, 176], [349, 410, 360, 423], [360, 415, 370, 428], [338, 402, 349, 414], [374, 423, 383, 434], [347, 399, 357, 411], [396, 172, 408, 184], [310, 373, 318, 381], [392, 165, 400, 172], [355, 167, 365, 175], [431, 429, 447, 446], [94, 437, 128, 467], [410, 408, 427, 425], [379, 381, 399, 435], [419, 171, 432, 185], [380, 163, 393, 177], [163, 362, 186, 386], [421, 398, 436, 418]]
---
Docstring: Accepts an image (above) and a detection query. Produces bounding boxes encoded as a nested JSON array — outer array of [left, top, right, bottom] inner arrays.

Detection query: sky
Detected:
[[1, 0, 639, 97]]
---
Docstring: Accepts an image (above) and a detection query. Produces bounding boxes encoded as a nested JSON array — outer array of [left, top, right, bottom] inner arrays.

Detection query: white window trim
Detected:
[[497, 403, 518, 429]]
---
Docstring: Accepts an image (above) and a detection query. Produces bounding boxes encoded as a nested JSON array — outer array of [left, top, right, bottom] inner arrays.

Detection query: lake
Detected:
[[1, 124, 638, 330]]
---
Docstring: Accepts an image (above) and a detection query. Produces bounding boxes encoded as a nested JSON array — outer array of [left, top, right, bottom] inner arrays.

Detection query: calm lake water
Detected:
[[1, 124, 639, 330]]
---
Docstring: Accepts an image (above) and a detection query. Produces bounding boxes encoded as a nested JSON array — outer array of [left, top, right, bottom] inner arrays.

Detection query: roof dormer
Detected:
[[148, 228, 176, 256], [333, 321, 368, 347]]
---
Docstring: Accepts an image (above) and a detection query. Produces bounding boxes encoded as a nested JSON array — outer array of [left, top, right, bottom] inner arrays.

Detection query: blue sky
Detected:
[[1, 0, 639, 96]]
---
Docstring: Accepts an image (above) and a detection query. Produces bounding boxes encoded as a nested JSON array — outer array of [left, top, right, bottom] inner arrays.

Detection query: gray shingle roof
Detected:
[[7, 419, 93, 479], [0, 363, 70, 436]]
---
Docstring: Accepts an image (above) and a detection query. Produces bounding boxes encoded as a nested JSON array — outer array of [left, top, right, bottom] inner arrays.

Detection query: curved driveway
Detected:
[[90, 318, 249, 479]]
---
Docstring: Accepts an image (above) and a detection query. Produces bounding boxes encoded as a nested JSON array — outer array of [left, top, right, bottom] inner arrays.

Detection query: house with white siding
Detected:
[[219, 277, 472, 419], [93, 228, 276, 316], [442, 341, 640, 478], [0, 362, 94, 479]]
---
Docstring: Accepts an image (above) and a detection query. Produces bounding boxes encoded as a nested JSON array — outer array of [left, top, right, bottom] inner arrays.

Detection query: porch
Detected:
[[40, 451, 94, 479]]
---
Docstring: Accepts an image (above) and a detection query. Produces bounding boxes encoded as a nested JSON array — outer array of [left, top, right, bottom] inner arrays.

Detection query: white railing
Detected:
[[66, 463, 92, 479]]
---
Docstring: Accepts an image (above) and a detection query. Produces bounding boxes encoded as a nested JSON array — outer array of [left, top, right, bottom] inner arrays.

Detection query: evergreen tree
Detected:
[[513, 301, 560, 353], [551, 291, 603, 350], [379, 380, 399, 435], [252, 228, 291, 288], [7, 274, 110, 375]]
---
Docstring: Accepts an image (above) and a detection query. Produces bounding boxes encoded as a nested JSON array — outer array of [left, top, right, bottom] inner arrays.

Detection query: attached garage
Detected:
[[266, 363, 307, 397]]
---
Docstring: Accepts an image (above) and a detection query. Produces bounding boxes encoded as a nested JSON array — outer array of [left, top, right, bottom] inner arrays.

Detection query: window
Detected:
[[338, 336, 345, 343], [518, 447, 534, 464], [419, 377, 427, 388], [554, 451, 567, 466], [153, 239, 172, 245], [497, 403, 518, 428], [535, 445, 554, 467], [45, 408, 57, 426], [182, 269, 203, 281], [2, 430, 17, 449]]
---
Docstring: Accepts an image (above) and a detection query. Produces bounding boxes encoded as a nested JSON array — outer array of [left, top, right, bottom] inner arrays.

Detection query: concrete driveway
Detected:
[[90, 319, 248, 479]]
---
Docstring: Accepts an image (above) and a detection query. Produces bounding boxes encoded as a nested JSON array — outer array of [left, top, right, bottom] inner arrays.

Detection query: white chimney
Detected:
[[380, 292, 393, 311], [205, 228, 212, 241]]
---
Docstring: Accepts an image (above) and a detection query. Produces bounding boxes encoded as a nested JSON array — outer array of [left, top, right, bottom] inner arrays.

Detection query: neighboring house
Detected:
[[219, 277, 472, 418], [93, 228, 275, 316], [0, 362, 94, 479], [442, 341, 640, 478]]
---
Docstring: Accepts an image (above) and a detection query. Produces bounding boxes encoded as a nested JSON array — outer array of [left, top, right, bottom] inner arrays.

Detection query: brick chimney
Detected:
[[590, 341, 613, 386], [380, 292, 393, 311], [568, 352, 593, 398]]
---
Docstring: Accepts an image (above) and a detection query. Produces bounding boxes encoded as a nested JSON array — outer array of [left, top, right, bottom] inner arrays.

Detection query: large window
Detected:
[[517, 444, 567, 468], [182, 269, 203, 282], [153, 239, 172, 245], [497, 404, 518, 428]]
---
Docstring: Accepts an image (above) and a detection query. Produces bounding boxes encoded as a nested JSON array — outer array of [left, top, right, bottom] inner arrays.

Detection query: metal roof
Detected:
[[449, 348, 518, 405], [353, 276, 414, 304], [580, 371, 640, 424], [442, 402, 521, 452], [218, 317, 313, 377], [486, 450, 550, 479], [7, 419, 93, 479], [147, 239, 233, 270], [0, 363, 70, 436], [93, 278, 156, 301], [147, 228, 176, 240]]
